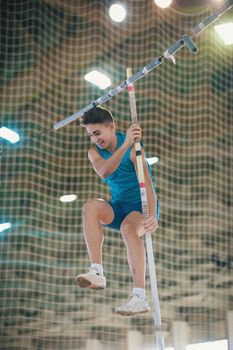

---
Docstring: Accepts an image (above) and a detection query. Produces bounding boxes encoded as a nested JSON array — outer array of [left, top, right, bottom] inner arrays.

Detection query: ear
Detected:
[[110, 121, 116, 132]]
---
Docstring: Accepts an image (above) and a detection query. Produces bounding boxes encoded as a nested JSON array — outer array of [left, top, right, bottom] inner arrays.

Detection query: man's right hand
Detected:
[[124, 123, 142, 147]]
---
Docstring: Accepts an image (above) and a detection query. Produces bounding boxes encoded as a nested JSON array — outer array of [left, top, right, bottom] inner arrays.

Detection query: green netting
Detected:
[[0, 1, 233, 349]]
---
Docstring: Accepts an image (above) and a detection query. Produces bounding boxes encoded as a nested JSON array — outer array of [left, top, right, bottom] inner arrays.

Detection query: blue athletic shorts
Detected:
[[105, 200, 160, 231]]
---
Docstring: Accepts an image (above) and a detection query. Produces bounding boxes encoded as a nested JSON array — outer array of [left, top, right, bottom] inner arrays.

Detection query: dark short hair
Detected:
[[80, 106, 114, 126]]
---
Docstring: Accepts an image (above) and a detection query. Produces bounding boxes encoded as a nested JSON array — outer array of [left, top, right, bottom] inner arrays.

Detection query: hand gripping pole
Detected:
[[126, 67, 165, 350]]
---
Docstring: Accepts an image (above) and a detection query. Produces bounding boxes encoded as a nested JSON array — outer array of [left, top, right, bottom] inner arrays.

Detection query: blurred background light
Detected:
[[84, 70, 112, 89], [0, 223, 12, 233], [0, 127, 20, 143], [109, 3, 127, 22], [59, 194, 77, 203], [215, 23, 233, 45], [154, 0, 173, 9], [147, 156, 160, 165]]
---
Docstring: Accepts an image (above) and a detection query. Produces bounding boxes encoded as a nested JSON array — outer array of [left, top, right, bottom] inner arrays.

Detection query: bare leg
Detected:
[[82, 198, 114, 264], [120, 212, 145, 288]]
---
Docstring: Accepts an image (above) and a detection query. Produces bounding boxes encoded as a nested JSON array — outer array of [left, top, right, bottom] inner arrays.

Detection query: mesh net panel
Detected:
[[0, 0, 233, 349]]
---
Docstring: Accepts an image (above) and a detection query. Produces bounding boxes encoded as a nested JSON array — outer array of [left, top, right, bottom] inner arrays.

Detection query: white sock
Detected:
[[91, 263, 103, 276], [132, 287, 146, 300]]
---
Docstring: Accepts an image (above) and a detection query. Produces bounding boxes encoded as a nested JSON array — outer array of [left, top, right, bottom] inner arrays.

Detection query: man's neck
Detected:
[[106, 133, 118, 153]]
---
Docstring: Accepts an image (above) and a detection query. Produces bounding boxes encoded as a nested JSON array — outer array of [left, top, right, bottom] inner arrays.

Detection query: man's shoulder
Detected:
[[88, 146, 96, 154], [88, 146, 99, 161]]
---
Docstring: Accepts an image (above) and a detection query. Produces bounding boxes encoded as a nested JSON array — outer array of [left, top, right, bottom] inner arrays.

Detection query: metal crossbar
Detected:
[[53, 0, 233, 131]]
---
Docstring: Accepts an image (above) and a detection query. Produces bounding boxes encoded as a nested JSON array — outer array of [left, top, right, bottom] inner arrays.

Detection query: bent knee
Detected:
[[83, 198, 103, 214]]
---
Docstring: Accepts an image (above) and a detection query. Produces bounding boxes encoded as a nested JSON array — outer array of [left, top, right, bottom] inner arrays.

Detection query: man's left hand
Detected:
[[139, 216, 158, 236]]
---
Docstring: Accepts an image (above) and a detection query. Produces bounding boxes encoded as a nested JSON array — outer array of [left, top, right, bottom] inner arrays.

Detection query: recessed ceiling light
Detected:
[[60, 194, 77, 203], [154, 0, 173, 9], [147, 157, 159, 165], [109, 3, 126, 23], [0, 127, 20, 144], [0, 223, 12, 233], [215, 23, 233, 45], [84, 70, 111, 89]]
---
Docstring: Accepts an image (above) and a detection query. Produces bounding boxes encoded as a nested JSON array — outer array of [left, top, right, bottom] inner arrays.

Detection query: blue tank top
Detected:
[[96, 132, 157, 203]]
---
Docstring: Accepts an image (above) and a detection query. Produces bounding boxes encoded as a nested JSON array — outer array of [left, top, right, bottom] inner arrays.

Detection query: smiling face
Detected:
[[85, 122, 117, 151]]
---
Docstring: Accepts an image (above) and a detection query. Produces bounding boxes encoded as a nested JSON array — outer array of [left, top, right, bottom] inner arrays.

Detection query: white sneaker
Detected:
[[115, 294, 150, 316], [75, 269, 106, 290]]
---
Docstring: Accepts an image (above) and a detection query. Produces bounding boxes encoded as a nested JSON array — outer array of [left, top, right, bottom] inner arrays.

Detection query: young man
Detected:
[[75, 106, 159, 316]]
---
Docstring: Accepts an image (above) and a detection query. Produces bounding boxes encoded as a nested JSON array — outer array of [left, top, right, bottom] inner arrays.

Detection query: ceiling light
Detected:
[[147, 157, 159, 165], [0, 127, 20, 144], [109, 3, 126, 23], [214, 23, 233, 45], [84, 70, 112, 89], [0, 223, 12, 233], [60, 194, 77, 203], [154, 0, 173, 9]]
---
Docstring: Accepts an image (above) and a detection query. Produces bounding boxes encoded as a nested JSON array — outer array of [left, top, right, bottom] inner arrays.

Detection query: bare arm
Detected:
[[88, 143, 129, 179], [88, 124, 142, 179]]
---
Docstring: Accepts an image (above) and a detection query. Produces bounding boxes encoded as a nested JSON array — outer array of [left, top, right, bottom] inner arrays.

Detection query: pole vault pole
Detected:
[[126, 67, 164, 350]]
